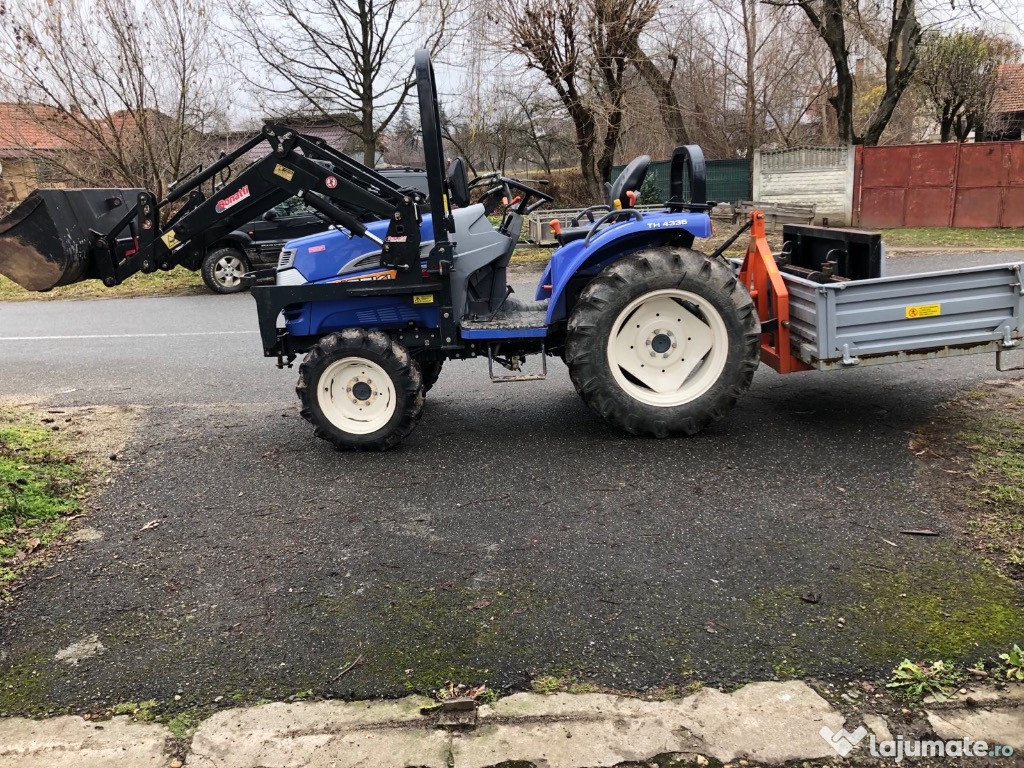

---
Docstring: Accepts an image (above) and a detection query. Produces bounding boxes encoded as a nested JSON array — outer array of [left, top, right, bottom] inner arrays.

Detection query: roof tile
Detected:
[[992, 64, 1024, 115]]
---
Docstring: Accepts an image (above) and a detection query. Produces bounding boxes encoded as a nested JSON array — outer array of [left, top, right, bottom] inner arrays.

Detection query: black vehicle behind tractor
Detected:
[[197, 167, 429, 294]]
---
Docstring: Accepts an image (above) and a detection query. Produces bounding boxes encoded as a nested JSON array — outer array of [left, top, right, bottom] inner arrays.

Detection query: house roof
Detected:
[[992, 64, 1024, 115], [0, 103, 84, 157]]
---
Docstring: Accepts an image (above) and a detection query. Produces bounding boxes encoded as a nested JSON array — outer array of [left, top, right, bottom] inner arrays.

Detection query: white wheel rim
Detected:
[[607, 288, 729, 407], [214, 255, 245, 287], [316, 358, 396, 435]]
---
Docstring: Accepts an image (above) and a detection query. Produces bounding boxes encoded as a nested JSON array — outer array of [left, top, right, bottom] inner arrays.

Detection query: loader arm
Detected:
[[96, 123, 430, 287], [0, 123, 430, 291]]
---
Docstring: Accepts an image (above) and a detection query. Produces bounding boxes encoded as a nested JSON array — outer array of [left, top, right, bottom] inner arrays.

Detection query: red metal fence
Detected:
[[853, 142, 1024, 228]]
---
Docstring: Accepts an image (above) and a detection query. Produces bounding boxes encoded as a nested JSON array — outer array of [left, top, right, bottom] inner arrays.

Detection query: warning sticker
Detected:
[[273, 164, 294, 181], [337, 269, 396, 283], [161, 230, 180, 249], [906, 303, 941, 319], [413, 294, 434, 305]]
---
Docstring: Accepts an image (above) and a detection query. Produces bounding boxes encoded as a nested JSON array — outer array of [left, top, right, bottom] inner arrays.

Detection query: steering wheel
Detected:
[[470, 173, 553, 215], [609, 154, 650, 208]]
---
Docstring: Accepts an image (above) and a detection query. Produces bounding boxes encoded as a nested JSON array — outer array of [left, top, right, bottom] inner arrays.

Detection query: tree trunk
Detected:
[[742, 0, 757, 158], [632, 48, 690, 146], [362, 108, 376, 166], [598, 103, 624, 184], [820, 0, 856, 145], [939, 104, 954, 143]]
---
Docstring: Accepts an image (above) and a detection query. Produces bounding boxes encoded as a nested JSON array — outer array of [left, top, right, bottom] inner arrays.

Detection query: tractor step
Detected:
[[460, 305, 549, 340], [487, 344, 548, 383]]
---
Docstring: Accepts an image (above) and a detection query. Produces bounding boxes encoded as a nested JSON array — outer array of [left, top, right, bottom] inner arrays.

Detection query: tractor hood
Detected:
[[282, 215, 437, 285]]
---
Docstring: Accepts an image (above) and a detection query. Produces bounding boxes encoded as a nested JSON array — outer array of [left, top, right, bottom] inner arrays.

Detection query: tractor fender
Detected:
[[540, 211, 712, 324]]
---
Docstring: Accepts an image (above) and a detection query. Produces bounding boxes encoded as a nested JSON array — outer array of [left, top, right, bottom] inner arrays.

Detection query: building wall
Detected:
[[0, 157, 43, 204], [752, 146, 856, 225]]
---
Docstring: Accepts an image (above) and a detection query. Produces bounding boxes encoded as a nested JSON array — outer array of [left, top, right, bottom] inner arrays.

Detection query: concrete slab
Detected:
[[0, 714, 171, 768], [927, 708, 1024, 750], [185, 696, 449, 768], [863, 713, 893, 743], [456, 695, 706, 768], [674, 681, 846, 763], [455, 683, 844, 767]]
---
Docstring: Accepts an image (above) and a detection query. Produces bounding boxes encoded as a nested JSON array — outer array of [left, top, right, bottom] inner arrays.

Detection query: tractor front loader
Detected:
[[4, 49, 1024, 451]]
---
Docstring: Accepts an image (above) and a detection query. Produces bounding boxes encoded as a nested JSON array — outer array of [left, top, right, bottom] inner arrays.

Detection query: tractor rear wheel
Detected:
[[565, 247, 759, 437], [297, 330, 424, 451]]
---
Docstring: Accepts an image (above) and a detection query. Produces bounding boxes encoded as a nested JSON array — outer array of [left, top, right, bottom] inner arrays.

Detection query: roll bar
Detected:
[[668, 145, 710, 211], [414, 49, 455, 272]]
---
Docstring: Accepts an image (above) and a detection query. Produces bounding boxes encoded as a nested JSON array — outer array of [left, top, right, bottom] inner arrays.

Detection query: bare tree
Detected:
[[229, 0, 463, 166], [0, 0, 230, 201], [491, 0, 658, 196], [765, 0, 921, 145], [437, 81, 575, 176]]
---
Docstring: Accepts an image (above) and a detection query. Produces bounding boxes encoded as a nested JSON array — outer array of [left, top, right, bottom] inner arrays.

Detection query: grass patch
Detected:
[[167, 709, 205, 738], [0, 410, 85, 591], [530, 673, 598, 694], [924, 385, 1024, 573], [109, 699, 159, 720], [887, 659, 964, 702], [881, 227, 1024, 250], [840, 547, 1024, 663], [509, 246, 555, 265], [0, 267, 205, 303]]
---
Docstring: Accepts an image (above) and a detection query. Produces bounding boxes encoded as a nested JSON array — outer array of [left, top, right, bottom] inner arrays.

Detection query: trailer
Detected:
[[736, 218, 1024, 376]]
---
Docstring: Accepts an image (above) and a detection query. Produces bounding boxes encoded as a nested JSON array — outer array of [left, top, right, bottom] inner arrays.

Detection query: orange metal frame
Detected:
[[737, 211, 812, 374]]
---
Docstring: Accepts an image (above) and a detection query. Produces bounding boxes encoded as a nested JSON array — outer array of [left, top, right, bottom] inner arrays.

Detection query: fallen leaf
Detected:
[[140, 520, 161, 531], [469, 598, 492, 610], [25, 537, 41, 553]]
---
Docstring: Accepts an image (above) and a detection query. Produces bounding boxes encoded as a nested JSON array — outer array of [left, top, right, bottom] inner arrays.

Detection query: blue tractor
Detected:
[[0, 51, 759, 449]]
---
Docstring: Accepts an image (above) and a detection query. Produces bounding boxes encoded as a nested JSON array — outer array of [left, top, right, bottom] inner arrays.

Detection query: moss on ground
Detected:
[[915, 382, 1024, 575], [747, 540, 1024, 673], [839, 543, 1024, 663], [0, 653, 54, 714], [336, 583, 541, 694], [0, 410, 85, 591]]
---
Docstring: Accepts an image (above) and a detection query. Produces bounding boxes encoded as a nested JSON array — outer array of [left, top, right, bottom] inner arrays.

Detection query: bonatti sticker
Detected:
[[215, 185, 251, 213]]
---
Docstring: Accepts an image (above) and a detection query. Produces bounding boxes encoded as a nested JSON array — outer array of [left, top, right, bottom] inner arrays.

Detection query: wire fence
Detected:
[[612, 158, 752, 205]]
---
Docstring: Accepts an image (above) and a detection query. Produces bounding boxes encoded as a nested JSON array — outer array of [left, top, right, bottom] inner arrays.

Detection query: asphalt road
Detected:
[[2, 250, 1024, 714]]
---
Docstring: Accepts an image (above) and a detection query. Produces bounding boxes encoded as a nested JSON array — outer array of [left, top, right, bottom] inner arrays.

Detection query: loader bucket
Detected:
[[0, 188, 143, 291]]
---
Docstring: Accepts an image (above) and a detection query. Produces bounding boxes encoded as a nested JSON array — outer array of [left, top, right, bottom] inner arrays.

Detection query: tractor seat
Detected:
[[555, 226, 590, 245]]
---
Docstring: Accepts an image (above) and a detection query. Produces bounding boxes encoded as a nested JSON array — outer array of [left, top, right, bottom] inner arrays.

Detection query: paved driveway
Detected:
[[1, 251, 1023, 713]]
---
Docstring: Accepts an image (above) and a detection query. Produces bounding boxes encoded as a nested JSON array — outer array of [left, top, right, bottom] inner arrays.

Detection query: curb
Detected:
[[0, 681, 1021, 767]]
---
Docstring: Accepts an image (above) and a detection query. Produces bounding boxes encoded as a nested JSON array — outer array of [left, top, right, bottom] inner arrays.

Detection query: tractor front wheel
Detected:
[[412, 355, 444, 394], [566, 247, 759, 437], [297, 330, 424, 451]]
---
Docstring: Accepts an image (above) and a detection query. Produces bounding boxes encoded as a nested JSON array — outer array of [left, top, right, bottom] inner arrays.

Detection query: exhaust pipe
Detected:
[[0, 188, 143, 291]]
